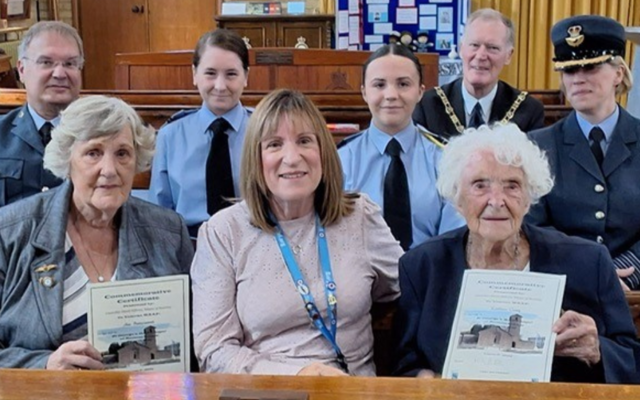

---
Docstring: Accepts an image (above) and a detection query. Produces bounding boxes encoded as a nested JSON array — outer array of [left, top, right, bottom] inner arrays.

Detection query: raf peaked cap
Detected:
[[551, 15, 626, 71]]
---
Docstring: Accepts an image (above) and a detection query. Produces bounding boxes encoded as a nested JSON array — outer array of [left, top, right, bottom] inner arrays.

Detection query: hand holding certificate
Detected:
[[442, 270, 566, 382], [553, 310, 601, 366], [87, 275, 191, 372]]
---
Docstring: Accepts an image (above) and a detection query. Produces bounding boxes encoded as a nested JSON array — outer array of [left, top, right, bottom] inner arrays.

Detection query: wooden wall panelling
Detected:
[[78, 0, 149, 90], [219, 21, 278, 47], [216, 15, 334, 49], [114, 49, 440, 91], [244, 65, 273, 91], [77, 0, 217, 89], [128, 66, 194, 90], [147, 0, 216, 52], [277, 20, 330, 48]]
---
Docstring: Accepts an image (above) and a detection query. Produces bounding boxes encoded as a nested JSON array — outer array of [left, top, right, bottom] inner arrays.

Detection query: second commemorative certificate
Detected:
[[442, 269, 566, 382], [87, 275, 190, 372]]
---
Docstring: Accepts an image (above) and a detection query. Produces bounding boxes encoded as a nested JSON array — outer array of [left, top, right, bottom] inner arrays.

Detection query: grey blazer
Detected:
[[0, 180, 194, 368]]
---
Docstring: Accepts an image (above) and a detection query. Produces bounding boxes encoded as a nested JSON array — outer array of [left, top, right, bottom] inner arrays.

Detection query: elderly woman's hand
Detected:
[[416, 369, 437, 379], [297, 362, 348, 376], [46, 340, 104, 370], [553, 310, 600, 366]]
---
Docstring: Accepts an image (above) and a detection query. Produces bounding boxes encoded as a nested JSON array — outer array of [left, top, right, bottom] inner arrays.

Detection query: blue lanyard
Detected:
[[274, 216, 349, 373]]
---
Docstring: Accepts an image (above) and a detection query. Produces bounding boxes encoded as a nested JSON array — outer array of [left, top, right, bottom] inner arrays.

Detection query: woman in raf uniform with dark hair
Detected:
[[338, 44, 464, 252], [149, 29, 252, 238]]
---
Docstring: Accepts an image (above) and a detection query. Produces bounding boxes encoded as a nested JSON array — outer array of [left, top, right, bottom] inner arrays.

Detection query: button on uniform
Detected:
[[595, 211, 605, 220], [596, 235, 604, 244], [594, 184, 604, 193]]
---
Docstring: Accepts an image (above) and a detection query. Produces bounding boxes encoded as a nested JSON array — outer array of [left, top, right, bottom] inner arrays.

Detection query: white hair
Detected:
[[44, 95, 155, 178], [437, 123, 554, 204], [462, 8, 515, 49]]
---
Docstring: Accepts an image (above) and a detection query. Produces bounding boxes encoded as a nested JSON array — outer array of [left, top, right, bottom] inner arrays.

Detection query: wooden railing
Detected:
[[0, 368, 638, 399], [0, 88, 572, 191]]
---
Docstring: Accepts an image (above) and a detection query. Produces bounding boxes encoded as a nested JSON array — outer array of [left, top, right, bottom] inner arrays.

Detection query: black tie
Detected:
[[206, 118, 234, 216], [384, 139, 412, 251], [589, 127, 605, 168], [40, 122, 53, 147], [468, 102, 484, 129]]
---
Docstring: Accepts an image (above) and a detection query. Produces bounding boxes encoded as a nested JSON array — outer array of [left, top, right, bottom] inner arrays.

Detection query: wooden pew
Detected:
[[114, 48, 440, 92], [0, 89, 572, 133], [1, 368, 640, 399], [0, 88, 571, 191]]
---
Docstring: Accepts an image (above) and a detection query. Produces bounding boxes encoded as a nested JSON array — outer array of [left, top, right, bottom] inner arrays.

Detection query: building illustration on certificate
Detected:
[[457, 313, 545, 353], [101, 325, 181, 369]]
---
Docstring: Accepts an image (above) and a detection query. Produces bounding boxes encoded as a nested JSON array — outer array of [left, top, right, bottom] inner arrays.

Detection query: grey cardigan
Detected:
[[0, 180, 194, 368]]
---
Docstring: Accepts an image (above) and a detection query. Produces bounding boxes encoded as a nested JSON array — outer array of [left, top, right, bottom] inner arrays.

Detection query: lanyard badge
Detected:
[[275, 216, 349, 374]]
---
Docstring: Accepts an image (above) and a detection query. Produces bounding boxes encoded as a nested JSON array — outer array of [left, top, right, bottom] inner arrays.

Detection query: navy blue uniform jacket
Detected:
[[527, 108, 640, 262], [393, 223, 640, 383], [0, 105, 62, 206]]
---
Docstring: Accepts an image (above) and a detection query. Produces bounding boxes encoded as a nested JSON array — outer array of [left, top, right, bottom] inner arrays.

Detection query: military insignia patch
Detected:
[[566, 25, 584, 47]]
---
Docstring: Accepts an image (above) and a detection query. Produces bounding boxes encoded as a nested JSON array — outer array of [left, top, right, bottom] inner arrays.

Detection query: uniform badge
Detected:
[[39, 276, 56, 288], [35, 264, 57, 273], [566, 25, 584, 47]]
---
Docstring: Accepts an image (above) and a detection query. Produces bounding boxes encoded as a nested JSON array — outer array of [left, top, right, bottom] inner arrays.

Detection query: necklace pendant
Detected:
[[97, 275, 105, 282]]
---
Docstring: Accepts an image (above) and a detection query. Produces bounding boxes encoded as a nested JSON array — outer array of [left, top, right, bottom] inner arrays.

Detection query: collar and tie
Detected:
[[206, 118, 235, 216], [384, 138, 412, 251], [589, 127, 605, 168], [468, 102, 485, 129], [40, 122, 54, 147]]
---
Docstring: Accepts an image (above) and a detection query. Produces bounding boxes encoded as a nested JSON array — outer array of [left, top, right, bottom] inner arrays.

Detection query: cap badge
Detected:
[[566, 25, 584, 47]]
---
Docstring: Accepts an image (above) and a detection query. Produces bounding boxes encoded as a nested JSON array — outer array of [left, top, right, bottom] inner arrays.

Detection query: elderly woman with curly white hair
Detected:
[[0, 95, 193, 370], [393, 123, 640, 383]]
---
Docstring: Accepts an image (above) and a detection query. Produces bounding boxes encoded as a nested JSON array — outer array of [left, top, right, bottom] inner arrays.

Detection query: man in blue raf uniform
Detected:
[[413, 8, 544, 139], [0, 21, 83, 206], [527, 15, 640, 290]]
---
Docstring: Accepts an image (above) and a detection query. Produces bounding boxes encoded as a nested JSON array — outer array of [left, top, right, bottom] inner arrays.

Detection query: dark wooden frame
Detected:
[[1, 0, 31, 20]]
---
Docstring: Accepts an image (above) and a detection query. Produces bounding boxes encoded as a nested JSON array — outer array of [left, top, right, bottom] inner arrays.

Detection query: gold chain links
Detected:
[[433, 86, 529, 134]]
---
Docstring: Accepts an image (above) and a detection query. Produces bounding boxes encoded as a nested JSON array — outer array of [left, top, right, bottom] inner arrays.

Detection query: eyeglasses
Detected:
[[22, 57, 84, 71]]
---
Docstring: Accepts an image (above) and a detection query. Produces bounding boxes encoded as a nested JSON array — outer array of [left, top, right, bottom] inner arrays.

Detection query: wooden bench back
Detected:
[[0, 88, 572, 190]]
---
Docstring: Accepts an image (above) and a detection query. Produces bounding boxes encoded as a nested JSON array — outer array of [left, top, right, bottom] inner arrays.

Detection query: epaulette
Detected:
[[416, 124, 448, 148], [162, 108, 198, 128], [336, 131, 364, 149]]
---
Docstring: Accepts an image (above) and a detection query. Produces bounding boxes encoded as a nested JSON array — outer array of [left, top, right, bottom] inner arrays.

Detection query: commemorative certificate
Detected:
[[442, 270, 566, 382], [87, 275, 190, 372]]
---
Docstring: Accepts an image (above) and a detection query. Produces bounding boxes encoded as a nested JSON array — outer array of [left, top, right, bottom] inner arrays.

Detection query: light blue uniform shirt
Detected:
[[576, 105, 619, 155], [149, 102, 251, 226], [338, 122, 465, 249], [27, 104, 60, 130]]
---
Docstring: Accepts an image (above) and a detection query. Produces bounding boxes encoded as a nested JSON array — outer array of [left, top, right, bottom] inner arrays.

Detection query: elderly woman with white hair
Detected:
[[0, 95, 193, 369], [393, 123, 640, 383]]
